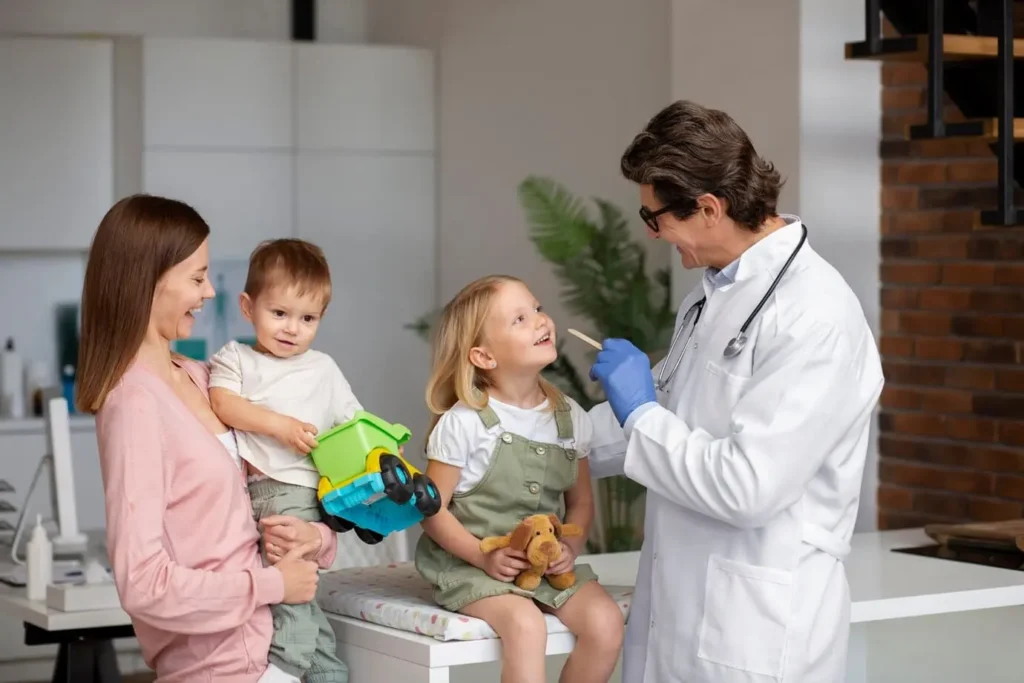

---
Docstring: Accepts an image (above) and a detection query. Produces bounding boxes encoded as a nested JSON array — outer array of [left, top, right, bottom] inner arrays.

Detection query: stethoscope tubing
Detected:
[[656, 223, 809, 391]]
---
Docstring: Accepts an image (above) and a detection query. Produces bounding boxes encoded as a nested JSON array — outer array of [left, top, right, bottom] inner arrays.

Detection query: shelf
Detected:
[[846, 34, 1024, 61], [0, 415, 95, 436]]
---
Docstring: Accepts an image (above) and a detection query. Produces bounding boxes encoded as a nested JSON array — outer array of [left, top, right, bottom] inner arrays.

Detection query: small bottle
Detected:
[[0, 338, 24, 419], [26, 514, 52, 601]]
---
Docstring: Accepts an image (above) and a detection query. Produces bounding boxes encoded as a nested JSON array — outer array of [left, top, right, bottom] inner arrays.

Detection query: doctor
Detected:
[[588, 100, 884, 683]]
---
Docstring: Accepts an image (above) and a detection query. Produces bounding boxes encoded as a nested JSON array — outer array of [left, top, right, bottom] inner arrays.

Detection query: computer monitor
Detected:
[[42, 390, 88, 556]]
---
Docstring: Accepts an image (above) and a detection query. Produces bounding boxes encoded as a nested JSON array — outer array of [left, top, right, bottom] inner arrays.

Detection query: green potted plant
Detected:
[[407, 176, 676, 552]]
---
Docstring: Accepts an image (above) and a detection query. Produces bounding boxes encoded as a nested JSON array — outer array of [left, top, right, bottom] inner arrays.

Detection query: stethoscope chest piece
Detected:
[[723, 333, 746, 359]]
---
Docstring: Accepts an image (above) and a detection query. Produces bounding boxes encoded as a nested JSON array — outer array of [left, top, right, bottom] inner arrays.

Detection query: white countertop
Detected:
[[847, 527, 1024, 622], [3, 528, 1024, 633], [578, 528, 1024, 624]]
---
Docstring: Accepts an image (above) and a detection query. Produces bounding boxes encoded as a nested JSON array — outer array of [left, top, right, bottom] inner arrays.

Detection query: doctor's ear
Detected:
[[696, 193, 726, 227], [469, 347, 497, 371]]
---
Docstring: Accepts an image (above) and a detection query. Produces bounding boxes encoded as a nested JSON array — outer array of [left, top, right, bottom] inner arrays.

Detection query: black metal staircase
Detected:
[[847, 0, 1024, 226]]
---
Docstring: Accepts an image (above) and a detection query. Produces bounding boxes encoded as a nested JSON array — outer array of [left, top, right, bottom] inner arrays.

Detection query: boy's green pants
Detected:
[[249, 478, 348, 683]]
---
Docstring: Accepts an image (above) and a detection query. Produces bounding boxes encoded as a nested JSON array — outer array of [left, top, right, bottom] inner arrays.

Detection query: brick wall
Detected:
[[877, 55, 1024, 529]]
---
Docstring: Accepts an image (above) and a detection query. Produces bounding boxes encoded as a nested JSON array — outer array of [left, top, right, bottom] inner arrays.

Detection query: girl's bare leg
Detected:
[[462, 594, 548, 683]]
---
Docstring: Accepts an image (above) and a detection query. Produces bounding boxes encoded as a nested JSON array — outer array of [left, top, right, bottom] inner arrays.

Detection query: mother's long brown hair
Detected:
[[77, 195, 210, 414]]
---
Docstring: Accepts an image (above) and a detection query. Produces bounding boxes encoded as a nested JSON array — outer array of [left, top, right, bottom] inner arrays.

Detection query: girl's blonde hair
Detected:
[[425, 275, 563, 438]]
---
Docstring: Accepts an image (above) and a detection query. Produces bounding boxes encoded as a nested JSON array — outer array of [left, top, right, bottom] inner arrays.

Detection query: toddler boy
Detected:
[[209, 238, 358, 683]]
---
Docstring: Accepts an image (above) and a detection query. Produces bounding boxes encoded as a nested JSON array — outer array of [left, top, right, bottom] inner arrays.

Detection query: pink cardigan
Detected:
[[96, 359, 337, 682]]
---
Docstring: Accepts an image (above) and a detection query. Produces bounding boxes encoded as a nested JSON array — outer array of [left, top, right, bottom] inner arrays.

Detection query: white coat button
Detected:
[[529, 483, 540, 494], [501, 433, 513, 444], [731, 421, 744, 433], [535, 446, 546, 455]]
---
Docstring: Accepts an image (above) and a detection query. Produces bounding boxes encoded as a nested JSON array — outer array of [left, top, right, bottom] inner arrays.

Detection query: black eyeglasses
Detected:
[[639, 200, 693, 233]]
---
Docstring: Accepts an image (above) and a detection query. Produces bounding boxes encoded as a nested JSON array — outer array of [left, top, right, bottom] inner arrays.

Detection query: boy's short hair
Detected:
[[244, 238, 332, 310]]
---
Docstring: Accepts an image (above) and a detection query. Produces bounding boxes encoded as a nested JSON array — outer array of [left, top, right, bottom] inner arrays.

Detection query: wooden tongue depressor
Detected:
[[567, 328, 602, 350]]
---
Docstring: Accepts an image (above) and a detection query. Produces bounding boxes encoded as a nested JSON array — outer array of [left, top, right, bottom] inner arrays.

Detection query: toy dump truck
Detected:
[[311, 410, 441, 545]]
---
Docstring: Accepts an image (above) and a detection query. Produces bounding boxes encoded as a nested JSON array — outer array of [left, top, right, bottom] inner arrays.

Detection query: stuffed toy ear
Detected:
[[509, 518, 534, 551], [548, 514, 563, 538]]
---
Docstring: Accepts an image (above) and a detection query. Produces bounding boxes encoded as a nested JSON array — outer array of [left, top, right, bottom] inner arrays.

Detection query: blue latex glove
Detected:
[[589, 338, 656, 426]]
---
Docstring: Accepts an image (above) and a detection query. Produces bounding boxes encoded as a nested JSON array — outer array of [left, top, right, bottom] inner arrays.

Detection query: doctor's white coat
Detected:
[[589, 219, 883, 683]]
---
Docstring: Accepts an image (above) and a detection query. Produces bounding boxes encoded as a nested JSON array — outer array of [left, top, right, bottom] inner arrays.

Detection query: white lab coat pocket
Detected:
[[698, 361, 751, 436], [697, 554, 794, 678]]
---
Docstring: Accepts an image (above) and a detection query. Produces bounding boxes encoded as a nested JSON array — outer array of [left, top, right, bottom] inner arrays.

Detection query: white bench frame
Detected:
[[325, 551, 638, 683]]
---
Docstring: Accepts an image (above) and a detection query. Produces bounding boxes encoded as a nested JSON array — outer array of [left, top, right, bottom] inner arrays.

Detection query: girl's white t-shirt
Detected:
[[427, 396, 593, 494]]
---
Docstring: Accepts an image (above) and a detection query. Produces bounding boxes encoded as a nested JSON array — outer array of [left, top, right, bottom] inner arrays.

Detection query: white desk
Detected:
[[0, 538, 133, 683], [3, 528, 1024, 682], [326, 528, 1024, 683]]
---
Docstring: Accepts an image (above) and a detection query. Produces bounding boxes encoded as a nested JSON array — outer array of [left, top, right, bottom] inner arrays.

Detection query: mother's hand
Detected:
[[261, 515, 322, 564]]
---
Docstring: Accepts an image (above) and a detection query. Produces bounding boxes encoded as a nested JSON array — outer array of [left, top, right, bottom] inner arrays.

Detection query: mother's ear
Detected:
[[548, 514, 563, 539], [510, 518, 534, 551]]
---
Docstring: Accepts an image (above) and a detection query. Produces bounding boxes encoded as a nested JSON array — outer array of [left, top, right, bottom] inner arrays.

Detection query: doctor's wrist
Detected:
[[623, 402, 658, 437]]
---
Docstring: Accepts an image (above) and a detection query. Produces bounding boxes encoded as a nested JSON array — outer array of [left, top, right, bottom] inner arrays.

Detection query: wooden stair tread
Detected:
[[846, 34, 1024, 61], [902, 118, 1024, 140], [980, 118, 1024, 140]]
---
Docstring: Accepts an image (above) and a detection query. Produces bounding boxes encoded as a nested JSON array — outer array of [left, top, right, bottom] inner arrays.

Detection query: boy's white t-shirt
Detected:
[[427, 396, 593, 494], [209, 340, 363, 489]]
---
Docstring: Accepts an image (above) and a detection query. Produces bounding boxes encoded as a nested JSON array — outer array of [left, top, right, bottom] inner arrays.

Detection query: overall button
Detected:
[[566, 452, 576, 461], [501, 433, 513, 444], [535, 446, 546, 455], [528, 483, 540, 494]]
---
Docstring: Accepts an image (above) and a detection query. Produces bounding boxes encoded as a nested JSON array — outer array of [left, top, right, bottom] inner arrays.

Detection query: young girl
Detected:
[[415, 275, 624, 683]]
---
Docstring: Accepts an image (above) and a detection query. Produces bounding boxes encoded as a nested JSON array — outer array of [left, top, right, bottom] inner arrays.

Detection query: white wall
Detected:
[[798, 0, 882, 531], [370, 0, 673, 379], [0, 0, 369, 42], [670, 0, 881, 531]]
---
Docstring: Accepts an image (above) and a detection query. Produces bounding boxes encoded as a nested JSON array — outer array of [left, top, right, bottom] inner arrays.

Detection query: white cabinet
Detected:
[[295, 44, 435, 153], [296, 154, 435, 454], [143, 38, 292, 149], [143, 149, 293, 258], [0, 38, 113, 250]]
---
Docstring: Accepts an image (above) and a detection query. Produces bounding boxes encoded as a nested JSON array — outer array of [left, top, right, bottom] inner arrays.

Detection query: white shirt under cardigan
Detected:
[[208, 340, 363, 489], [427, 396, 593, 494]]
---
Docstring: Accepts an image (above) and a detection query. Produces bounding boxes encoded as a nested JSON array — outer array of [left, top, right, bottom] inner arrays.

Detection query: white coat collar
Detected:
[[729, 214, 804, 285]]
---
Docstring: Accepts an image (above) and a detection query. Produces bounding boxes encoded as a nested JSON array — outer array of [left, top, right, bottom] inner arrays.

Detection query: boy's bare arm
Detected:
[[209, 388, 318, 454]]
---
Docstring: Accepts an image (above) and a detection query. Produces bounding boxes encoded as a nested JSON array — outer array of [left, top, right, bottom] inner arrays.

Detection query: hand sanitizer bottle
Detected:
[[26, 515, 52, 601]]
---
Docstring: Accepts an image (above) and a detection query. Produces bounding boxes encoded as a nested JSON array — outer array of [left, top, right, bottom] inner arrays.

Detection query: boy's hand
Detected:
[[274, 415, 319, 454]]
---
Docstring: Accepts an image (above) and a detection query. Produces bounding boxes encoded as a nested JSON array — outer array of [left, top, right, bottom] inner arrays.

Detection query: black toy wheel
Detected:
[[318, 499, 354, 533], [355, 526, 385, 545], [412, 473, 442, 518], [379, 453, 413, 504]]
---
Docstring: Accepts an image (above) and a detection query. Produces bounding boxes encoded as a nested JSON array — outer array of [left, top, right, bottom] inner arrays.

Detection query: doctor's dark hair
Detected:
[[424, 275, 563, 442], [620, 100, 784, 231], [77, 195, 210, 413]]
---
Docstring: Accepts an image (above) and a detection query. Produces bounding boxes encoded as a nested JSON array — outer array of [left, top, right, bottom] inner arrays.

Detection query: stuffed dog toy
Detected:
[[479, 513, 583, 591]]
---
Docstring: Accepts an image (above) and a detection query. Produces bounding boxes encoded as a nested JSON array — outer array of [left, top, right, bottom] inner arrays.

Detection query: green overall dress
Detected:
[[415, 397, 598, 612]]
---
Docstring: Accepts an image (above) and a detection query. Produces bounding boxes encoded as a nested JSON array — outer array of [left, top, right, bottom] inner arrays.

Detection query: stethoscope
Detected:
[[655, 223, 808, 392]]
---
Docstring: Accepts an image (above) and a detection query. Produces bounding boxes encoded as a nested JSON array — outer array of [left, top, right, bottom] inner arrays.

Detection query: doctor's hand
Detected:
[[589, 338, 656, 426]]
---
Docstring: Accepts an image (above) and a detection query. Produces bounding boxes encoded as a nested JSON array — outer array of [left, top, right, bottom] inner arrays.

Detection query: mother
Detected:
[[77, 195, 339, 683]]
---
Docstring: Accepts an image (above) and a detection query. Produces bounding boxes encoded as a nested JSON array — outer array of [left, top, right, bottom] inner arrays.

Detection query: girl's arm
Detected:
[[419, 460, 489, 569], [561, 458, 595, 556]]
